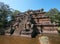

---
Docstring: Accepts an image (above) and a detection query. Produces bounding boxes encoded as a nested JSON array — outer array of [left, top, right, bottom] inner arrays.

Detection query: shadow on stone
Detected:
[[31, 25, 40, 38]]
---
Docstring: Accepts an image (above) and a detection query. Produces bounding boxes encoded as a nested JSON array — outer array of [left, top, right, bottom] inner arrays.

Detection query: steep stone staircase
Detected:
[[13, 15, 29, 36]]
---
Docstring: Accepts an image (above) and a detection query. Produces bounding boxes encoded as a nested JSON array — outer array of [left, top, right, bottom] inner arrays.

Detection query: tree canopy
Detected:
[[0, 2, 13, 35], [46, 8, 60, 24]]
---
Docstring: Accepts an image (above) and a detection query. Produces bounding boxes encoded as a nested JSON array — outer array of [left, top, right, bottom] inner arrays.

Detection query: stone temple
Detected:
[[5, 9, 58, 36]]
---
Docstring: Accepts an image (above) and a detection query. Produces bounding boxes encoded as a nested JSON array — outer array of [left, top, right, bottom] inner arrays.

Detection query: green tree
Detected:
[[11, 10, 20, 20], [0, 2, 12, 35], [46, 8, 59, 23], [55, 12, 60, 25]]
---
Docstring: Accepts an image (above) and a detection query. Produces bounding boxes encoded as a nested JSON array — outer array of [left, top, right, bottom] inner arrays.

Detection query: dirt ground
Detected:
[[0, 34, 60, 44]]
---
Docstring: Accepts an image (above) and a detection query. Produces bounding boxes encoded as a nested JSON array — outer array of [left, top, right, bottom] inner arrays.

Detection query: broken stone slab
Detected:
[[39, 36, 50, 44]]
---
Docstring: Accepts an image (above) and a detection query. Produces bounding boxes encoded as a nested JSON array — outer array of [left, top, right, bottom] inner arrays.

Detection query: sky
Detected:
[[0, 0, 60, 12]]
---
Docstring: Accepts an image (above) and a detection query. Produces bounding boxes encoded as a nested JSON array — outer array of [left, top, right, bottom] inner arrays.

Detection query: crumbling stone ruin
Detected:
[[5, 9, 58, 37]]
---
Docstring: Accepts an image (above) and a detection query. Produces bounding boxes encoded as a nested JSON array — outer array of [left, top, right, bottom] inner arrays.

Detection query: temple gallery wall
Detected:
[[5, 9, 58, 37]]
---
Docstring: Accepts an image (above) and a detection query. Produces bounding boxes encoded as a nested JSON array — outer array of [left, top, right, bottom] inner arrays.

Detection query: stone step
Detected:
[[43, 31, 58, 34], [13, 16, 29, 35]]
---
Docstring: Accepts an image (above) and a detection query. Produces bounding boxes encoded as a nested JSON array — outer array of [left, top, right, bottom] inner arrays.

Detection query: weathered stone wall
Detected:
[[7, 9, 58, 36]]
